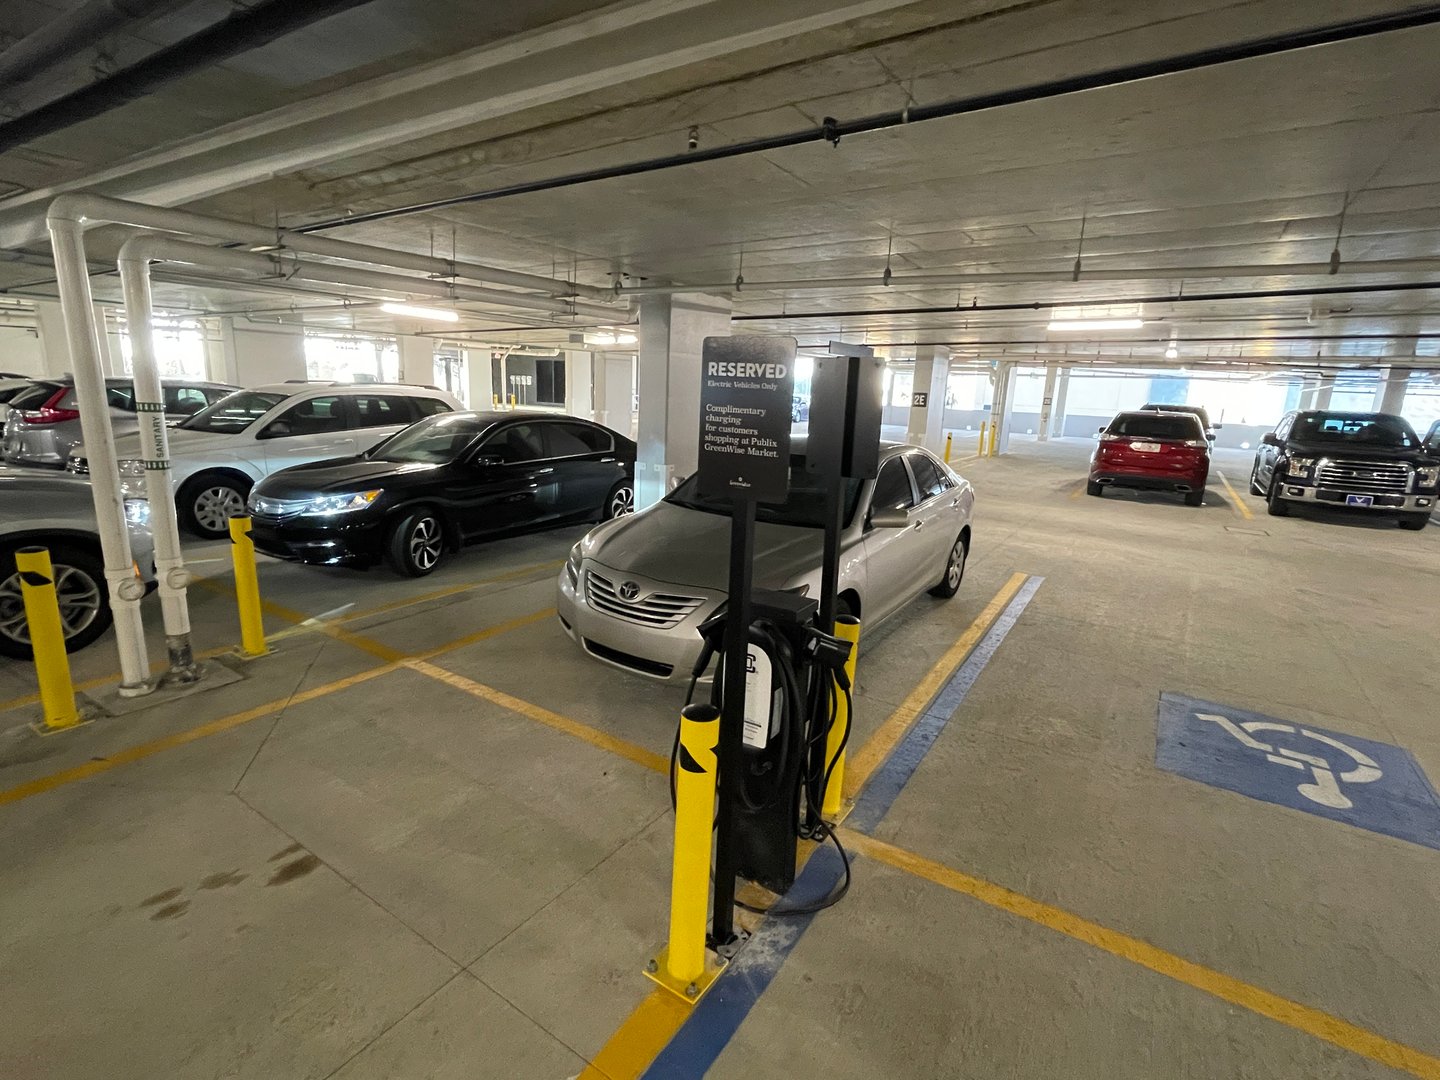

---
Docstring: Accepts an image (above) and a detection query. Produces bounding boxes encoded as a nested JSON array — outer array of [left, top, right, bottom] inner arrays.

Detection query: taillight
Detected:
[[1098, 433, 1124, 442], [1184, 439, 1209, 449], [19, 388, 80, 426]]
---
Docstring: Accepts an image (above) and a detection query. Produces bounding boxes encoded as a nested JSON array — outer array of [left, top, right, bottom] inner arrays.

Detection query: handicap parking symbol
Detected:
[[1156, 693, 1440, 852]]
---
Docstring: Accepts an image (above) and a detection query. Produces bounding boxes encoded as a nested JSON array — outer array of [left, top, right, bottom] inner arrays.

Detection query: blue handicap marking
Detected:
[[1156, 692, 1440, 852]]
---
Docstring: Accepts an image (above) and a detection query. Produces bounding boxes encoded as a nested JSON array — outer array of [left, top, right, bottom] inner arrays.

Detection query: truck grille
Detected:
[[584, 569, 703, 629], [1315, 459, 1411, 494]]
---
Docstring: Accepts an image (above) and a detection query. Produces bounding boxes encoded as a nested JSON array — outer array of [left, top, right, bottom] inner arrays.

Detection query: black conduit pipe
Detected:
[[733, 282, 1440, 322], [296, 4, 1440, 234], [0, 0, 381, 154]]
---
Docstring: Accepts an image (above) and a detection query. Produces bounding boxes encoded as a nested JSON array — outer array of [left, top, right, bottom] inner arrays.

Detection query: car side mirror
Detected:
[[261, 420, 292, 439], [870, 507, 910, 529], [1206, 432, 1216, 441], [1261, 432, 1280, 447], [1096, 426, 1107, 434], [1211, 423, 1223, 430], [471, 452, 504, 468]]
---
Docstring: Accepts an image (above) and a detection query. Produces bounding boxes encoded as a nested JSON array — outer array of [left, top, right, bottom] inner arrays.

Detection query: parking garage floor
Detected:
[[2, 441, 1438, 1080]]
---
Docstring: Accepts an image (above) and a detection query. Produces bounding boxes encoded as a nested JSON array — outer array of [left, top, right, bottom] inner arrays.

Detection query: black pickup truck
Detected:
[[1250, 411, 1440, 530]]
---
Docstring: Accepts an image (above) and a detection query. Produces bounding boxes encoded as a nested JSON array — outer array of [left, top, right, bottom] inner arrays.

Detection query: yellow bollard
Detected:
[[647, 702, 725, 1002], [227, 517, 268, 657], [978, 421, 988, 456], [15, 547, 81, 731], [492, 393, 500, 407], [988, 420, 999, 457], [822, 616, 861, 817], [943, 432, 953, 464], [509, 393, 517, 408]]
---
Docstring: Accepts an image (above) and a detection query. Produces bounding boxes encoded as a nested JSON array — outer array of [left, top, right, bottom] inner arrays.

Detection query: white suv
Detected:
[[69, 382, 462, 538]]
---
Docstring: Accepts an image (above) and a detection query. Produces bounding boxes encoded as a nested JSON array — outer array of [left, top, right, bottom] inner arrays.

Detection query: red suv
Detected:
[[1088, 411, 1210, 506]]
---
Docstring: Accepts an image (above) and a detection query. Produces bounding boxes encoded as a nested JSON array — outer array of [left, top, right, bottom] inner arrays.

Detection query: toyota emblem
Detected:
[[618, 581, 641, 602]]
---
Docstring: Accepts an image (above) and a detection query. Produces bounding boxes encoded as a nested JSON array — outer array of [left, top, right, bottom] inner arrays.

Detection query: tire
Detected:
[[929, 534, 968, 598], [1399, 513, 1430, 531], [1184, 489, 1204, 507], [1086, 479, 1103, 497], [603, 479, 635, 520], [179, 472, 252, 539], [0, 544, 112, 660], [384, 509, 445, 577], [1249, 461, 1265, 496], [1266, 473, 1290, 517]]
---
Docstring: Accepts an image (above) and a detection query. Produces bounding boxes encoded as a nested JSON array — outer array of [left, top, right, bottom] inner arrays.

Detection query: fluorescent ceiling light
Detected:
[[584, 330, 638, 346], [380, 302, 460, 322], [1046, 318, 1143, 332], [1165, 345, 1179, 359]]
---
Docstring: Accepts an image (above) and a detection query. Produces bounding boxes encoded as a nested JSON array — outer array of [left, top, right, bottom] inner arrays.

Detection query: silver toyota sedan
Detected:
[[557, 442, 974, 681]]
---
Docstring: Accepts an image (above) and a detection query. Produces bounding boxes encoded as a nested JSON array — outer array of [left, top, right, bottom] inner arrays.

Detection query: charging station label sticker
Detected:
[[697, 335, 796, 504], [743, 646, 772, 749]]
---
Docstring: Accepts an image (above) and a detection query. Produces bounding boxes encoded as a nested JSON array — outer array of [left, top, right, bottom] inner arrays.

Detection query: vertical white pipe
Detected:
[[118, 246, 197, 682], [46, 217, 151, 693]]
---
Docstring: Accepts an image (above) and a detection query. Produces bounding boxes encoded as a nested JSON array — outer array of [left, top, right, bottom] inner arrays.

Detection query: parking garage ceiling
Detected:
[[2, 0, 1440, 367]]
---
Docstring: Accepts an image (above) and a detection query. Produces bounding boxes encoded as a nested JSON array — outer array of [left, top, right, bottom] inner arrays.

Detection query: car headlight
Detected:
[[566, 543, 582, 588], [303, 490, 382, 515], [116, 459, 145, 478], [123, 498, 150, 527], [1416, 466, 1440, 488], [1286, 456, 1316, 477]]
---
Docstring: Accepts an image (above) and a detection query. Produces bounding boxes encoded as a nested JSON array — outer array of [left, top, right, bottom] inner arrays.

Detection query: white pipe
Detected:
[[616, 259, 1440, 296], [117, 237, 197, 683], [46, 216, 151, 693], [48, 193, 618, 302]]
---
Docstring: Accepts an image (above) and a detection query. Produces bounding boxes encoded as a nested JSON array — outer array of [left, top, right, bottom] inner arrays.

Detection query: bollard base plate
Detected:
[[227, 646, 272, 663], [28, 708, 97, 737], [643, 945, 727, 1005]]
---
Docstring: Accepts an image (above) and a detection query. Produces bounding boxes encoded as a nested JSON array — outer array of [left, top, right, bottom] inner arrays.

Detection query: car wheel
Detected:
[[1399, 513, 1430, 531], [1086, 479, 1103, 496], [1266, 472, 1290, 517], [0, 544, 112, 660], [179, 473, 251, 539], [1249, 461, 1265, 496], [1184, 489, 1204, 507], [604, 480, 634, 520], [385, 510, 445, 577], [929, 535, 967, 598]]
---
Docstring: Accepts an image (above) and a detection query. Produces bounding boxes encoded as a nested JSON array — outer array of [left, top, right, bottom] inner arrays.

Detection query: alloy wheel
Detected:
[[947, 539, 966, 589], [610, 484, 635, 518], [409, 517, 442, 571], [0, 563, 103, 646], [194, 486, 246, 534]]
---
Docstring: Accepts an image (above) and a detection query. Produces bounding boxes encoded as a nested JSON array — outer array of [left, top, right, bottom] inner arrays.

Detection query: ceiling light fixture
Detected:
[[380, 302, 460, 322], [584, 329, 638, 346], [1165, 345, 1179, 359], [1046, 318, 1144, 332]]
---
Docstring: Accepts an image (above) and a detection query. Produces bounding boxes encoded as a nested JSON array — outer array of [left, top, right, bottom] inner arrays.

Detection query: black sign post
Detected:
[[697, 335, 795, 946]]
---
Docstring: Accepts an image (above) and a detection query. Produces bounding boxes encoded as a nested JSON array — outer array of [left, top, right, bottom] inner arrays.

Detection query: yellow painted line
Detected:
[[844, 831, 1440, 1080], [578, 990, 693, 1080], [0, 664, 396, 808], [192, 576, 406, 663], [405, 659, 669, 774], [844, 571, 1028, 798], [332, 559, 564, 625], [1216, 470, 1255, 520], [0, 644, 235, 715], [1068, 479, 1086, 500]]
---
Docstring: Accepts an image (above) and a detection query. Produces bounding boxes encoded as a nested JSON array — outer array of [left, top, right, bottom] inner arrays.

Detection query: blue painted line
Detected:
[[846, 575, 1044, 834], [639, 575, 1042, 1079]]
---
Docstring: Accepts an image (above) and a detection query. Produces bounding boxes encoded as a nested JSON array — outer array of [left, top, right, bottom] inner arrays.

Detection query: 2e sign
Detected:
[[697, 336, 796, 504]]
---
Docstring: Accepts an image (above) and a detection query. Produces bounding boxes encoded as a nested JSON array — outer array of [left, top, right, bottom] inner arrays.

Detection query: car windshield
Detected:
[[367, 414, 491, 464], [6, 382, 60, 410], [1107, 414, 1204, 441], [665, 455, 865, 528], [179, 391, 288, 433], [1291, 414, 1418, 448], [1143, 403, 1210, 428]]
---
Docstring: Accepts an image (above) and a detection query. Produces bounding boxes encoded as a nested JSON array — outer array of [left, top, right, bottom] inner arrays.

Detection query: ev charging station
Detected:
[[649, 337, 884, 1002]]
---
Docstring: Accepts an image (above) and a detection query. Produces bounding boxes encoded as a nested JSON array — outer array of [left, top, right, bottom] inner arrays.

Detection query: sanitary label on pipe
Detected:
[[697, 335, 795, 505], [1156, 692, 1440, 851]]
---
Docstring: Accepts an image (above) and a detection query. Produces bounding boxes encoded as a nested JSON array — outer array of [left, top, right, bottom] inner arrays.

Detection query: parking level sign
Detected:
[[1156, 692, 1440, 851]]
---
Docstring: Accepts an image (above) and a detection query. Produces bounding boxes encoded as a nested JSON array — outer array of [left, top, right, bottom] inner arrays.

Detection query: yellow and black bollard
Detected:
[[647, 702, 726, 1001], [944, 432, 953, 464], [227, 517, 268, 658], [978, 421, 989, 457], [822, 616, 861, 817], [15, 547, 82, 731]]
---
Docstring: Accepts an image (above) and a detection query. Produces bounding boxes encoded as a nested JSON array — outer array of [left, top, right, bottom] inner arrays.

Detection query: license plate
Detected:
[[1345, 494, 1374, 507], [1130, 441, 1161, 453]]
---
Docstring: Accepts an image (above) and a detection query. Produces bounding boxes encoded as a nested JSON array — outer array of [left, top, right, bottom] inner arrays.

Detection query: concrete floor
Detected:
[[1, 440, 1437, 1079]]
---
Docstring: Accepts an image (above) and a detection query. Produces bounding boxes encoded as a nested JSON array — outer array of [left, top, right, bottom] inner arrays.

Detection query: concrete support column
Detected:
[[35, 300, 114, 377], [636, 293, 731, 508], [1376, 366, 1409, 414], [397, 335, 434, 386], [990, 362, 1019, 454], [1052, 366, 1071, 438], [594, 351, 635, 435], [565, 349, 594, 418], [219, 317, 307, 384], [1037, 364, 1060, 441], [904, 345, 950, 453], [464, 348, 493, 408], [1299, 375, 1333, 411]]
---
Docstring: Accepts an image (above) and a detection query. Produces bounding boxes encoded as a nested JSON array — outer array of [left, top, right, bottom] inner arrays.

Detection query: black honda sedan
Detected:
[[246, 411, 636, 576]]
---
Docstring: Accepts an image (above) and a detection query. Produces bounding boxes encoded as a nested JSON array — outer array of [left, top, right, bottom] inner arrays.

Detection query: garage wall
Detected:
[[0, 325, 45, 375], [217, 319, 307, 386]]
